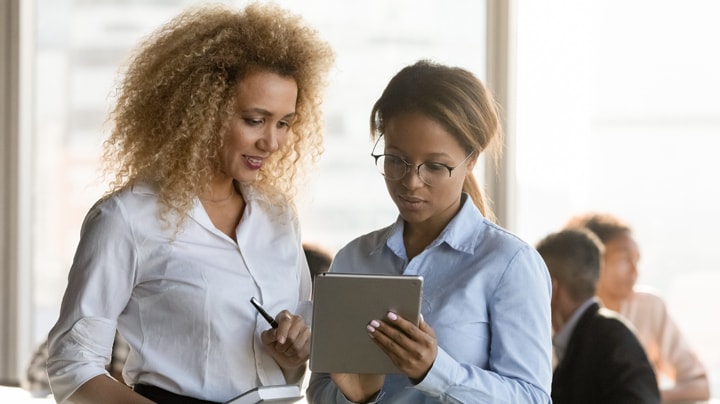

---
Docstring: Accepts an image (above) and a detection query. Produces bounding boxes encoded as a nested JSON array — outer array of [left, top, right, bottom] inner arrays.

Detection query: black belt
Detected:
[[133, 384, 221, 404]]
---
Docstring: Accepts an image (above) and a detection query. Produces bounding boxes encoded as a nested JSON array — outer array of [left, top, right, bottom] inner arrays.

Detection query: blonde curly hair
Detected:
[[103, 2, 334, 223]]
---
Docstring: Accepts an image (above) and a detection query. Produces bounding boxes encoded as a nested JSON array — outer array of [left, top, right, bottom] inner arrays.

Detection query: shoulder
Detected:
[[595, 307, 639, 334], [444, 201, 549, 286], [451, 200, 540, 265], [338, 224, 394, 255], [448, 195, 533, 255], [630, 286, 667, 305], [331, 223, 395, 271], [479, 220, 547, 277], [94, 183, 162, 222], [80, 182, 184, 242], [480, 220, 536, 255], [623, 286, 669, 317], [574, 307, 646, 353]]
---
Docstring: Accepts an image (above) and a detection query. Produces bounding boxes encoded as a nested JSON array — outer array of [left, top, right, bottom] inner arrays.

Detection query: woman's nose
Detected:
[[258, 127, 280, 153], [400, 164, 424, 188]]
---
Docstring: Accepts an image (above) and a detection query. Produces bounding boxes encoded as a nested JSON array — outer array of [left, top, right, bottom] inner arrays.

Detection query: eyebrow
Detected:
[[384, 147, 453, 160], [240, 107, 296, 120]]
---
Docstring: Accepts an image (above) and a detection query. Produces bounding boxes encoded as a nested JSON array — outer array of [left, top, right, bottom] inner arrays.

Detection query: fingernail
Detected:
[[278, 335, 286, 344], [370, 320, 380, 328], [387, 312, 397, 321], [366, 324, 376, 333], [419, 313, 424, 323]]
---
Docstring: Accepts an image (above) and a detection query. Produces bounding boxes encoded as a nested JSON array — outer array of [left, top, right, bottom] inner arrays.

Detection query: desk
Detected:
[[0, 386, 54, 403]]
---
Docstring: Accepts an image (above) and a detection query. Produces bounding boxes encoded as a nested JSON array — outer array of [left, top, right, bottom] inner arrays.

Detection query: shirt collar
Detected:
[[553, 297, 599, 362], [380, 193, 485, 259], [129, 180, 262, 240]]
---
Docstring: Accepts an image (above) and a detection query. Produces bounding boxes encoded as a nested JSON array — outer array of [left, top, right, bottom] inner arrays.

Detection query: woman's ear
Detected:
[[465, 152, 479, 172]]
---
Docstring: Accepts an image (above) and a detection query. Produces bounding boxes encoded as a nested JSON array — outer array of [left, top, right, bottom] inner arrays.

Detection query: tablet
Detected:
[[309, 272, 424, 374]]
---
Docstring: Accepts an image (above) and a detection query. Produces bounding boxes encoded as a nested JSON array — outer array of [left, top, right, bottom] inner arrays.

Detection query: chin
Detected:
[[398, 210, 430, 225], [234, 171, 260, 183]]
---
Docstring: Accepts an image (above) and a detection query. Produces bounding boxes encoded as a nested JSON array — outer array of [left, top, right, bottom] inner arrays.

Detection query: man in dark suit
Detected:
[[536, 228, 659, 404]]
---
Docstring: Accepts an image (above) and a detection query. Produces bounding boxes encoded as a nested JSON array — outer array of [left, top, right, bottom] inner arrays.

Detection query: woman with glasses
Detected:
[[307, 60, 552, 403]]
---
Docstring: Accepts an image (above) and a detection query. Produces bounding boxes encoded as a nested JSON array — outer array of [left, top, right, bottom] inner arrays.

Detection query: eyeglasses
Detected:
[[370, 137, 476, 186]]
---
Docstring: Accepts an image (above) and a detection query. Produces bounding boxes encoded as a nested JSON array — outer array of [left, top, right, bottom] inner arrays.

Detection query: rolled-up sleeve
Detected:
[[47, 198, 137, 402], [47, 317, 117, 401]]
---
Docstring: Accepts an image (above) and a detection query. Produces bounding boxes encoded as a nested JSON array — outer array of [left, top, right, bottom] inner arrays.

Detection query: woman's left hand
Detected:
[[260, 310, 311, 371], [367, 312, 438, 382]]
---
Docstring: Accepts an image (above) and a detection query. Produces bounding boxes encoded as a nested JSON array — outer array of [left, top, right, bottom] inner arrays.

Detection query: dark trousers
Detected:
[[134, 384, 221, 404]]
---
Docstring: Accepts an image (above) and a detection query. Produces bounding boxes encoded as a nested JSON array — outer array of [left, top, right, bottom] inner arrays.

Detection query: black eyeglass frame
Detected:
[[370, 135, 476, 185]]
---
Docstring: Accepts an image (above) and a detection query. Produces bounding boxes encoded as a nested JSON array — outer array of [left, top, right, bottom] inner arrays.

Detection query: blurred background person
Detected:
[[302, 242, 334, 282], [536, 228, 659, 403], [566, 212, 710, 402]]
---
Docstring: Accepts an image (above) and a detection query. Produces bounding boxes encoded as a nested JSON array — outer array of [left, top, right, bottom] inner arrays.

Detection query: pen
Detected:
[[250, 297, 278, 328]]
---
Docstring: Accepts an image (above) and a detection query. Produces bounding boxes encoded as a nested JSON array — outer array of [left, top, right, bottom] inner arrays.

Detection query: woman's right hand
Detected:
[[260, 309, 311, 383], [330, 373, 384, 403]]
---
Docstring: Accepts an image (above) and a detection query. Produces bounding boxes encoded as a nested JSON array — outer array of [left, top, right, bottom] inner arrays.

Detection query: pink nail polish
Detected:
[[387, 312, 397, 321], [366, 324, 376, 333], [370, 320, 380, 328]]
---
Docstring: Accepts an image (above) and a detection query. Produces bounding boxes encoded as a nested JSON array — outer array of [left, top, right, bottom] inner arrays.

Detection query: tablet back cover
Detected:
[[309, 272, 423, 374]]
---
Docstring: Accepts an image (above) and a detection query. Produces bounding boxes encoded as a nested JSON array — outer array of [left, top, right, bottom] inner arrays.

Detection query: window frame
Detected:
[[0, 0, 35, 384]]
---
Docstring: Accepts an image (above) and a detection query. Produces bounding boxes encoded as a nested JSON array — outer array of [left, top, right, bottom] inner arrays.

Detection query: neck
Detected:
[[199, 178, 237, 203], [597, 290, 622, 311], [557, 299, 584, 331], [402, 195, 463, 259]]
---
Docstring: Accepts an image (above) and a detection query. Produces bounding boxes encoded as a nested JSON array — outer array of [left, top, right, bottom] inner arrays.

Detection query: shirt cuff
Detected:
[[414, 348, 458, 395]]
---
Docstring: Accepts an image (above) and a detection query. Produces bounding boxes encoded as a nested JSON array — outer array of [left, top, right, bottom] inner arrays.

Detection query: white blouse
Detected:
[[47, 182, 312, 403]]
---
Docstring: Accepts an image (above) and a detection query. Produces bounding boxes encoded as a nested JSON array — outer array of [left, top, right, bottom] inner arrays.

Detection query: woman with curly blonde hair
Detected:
[[47, 3, 334, 403]]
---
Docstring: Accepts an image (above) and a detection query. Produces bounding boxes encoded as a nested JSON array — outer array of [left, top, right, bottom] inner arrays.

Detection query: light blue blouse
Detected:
[[307, 195, 552, 403]]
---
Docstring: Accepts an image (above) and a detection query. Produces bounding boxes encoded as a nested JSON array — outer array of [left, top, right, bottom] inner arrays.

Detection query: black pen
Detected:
[[250, 297, 278, 328]]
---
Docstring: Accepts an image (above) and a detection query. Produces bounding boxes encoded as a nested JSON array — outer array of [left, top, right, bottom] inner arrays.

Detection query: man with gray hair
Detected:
[[536, 228, 659, 403]]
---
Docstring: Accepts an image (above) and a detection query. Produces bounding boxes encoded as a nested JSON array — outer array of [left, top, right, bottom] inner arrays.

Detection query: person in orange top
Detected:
[[565, 212, 711, 402]]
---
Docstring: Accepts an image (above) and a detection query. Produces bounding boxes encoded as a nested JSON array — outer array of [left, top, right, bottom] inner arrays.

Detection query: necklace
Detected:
[[199, 186, 236, 203]]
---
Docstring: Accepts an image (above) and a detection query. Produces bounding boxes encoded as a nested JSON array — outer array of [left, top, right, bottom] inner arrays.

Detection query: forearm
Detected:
[[68, 375, 153, 404], [661, 375, 710, 402], [416, 349, 551, 403]]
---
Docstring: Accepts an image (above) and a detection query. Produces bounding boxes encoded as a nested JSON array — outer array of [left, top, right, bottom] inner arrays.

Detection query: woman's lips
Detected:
[[244, 155, 264, 170], [397, 194, 424, 209]]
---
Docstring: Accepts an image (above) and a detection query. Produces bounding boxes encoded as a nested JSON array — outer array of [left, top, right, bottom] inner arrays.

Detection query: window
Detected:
[[515, 0, 720, 393]]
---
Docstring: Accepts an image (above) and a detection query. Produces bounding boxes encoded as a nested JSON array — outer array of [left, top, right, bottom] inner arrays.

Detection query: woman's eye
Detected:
[[424, 162, 447, 172], [244, 118, 263, 126], [277, 120, 290, 129]]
